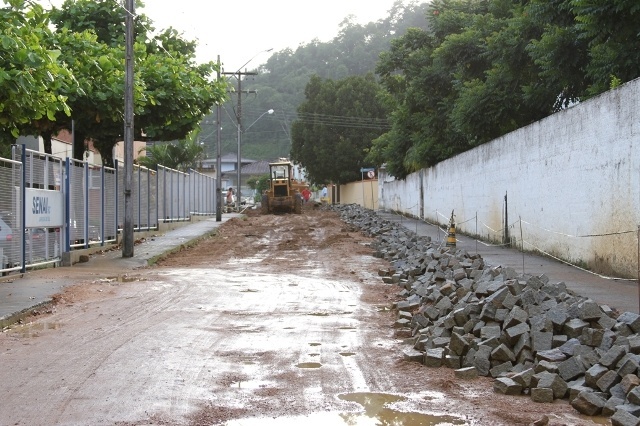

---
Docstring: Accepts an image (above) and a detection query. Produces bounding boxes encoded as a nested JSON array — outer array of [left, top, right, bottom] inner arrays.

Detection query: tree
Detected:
[[371, 0, 640, 180], [47, 28, 130, 159], [566, 0, 640, 96], [524, 0, 590, 109], [290, 74, 390, 184], [48, 0, 226, 165], [246, 174, 270, 202], [0, 0, 72, 149], [136, 136, 204, 172], [234, 1, 430, 163]]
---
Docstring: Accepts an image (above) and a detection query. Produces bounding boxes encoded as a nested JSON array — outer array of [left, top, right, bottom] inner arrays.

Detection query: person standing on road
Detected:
[[321, 185, 328, 203], [226, 188, 234, 206], [301, 187, 311, 204]]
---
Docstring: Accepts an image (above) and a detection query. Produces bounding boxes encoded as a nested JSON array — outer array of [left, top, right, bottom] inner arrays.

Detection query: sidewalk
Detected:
[[377, 211, 639, 314], [0, 214, 241, 326]]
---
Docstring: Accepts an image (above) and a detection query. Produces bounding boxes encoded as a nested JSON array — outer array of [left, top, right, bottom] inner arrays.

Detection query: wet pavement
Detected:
[[1, 207, 638, 329], [0, 214, 241, 325], [0, 207, 611, 425], [377, 211, 640, 314]]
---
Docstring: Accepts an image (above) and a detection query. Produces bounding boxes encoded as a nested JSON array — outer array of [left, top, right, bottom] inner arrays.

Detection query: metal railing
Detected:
[[1, 145, 217, 274]]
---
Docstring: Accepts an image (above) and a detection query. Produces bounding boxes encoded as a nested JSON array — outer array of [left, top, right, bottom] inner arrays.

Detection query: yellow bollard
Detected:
[[446, 210, 456, 248]]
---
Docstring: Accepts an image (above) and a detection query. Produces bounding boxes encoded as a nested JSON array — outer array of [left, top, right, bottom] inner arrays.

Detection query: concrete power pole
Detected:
[[122, 0, 134, 257], [222, 69, 257, 211], [216, 55, 222, 222]]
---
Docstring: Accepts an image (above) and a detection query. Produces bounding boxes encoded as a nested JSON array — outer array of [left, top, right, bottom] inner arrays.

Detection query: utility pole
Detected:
[[216, 55, 222, 222], [222, 69, 257, 211], [122, 0, 134, 257]]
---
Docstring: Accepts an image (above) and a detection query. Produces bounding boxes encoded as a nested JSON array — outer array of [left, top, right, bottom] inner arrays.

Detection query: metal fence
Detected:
[[1, 145, 217, 274], [0, 156, 22, 273]]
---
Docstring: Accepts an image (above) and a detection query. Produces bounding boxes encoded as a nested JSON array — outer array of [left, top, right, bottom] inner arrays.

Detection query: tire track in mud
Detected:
[[49, 278, 201, 424], [0, 208, 412, 425]]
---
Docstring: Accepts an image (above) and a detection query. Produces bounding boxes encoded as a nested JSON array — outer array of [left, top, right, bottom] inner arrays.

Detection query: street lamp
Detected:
[[222, 48, 273, 211], [235, 108, 274, 208], [245, 109, 274, 132]]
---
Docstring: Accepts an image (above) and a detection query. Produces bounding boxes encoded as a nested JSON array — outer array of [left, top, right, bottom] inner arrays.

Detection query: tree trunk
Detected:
[[73, 130, 86, 161], [94, 138, 116, 168], [41, 132, 53, 155]]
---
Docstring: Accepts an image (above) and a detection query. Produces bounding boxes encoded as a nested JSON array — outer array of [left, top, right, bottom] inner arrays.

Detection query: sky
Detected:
[[34, 0, 412, 73], [138, 0, 409, 71]]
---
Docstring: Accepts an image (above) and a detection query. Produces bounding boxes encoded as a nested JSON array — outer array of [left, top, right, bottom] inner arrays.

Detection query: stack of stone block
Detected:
[[334, 204, 640, 426]]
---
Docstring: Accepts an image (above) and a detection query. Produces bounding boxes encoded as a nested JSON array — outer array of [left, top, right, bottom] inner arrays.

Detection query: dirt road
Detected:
[[0, 207, 603, 425]]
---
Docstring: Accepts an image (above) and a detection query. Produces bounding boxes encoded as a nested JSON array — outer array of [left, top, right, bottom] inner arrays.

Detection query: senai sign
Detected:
[[25, 188, 63, 227]]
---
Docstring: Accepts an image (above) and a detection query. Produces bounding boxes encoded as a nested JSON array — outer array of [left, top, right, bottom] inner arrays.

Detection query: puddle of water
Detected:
[[338, 326, 356, 330], [224, 392, 468, 425], [309, 353, 320, 357], [240, 289, 259, 293], [308, 312, 331, 316], [309, 342, 321, 346], [296, 362, 322, 369], [339, 392, 466, 425], [283, 327, 295, 329], [339, 352, 356, 357]]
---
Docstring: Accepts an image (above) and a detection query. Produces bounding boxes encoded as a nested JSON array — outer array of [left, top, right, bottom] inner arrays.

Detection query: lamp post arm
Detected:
[[232, 48, 273, 75], [244, 109, 274, 132]]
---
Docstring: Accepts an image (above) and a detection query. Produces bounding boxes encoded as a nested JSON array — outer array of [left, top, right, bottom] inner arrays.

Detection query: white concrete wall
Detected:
[[380, 77, 640, 278]]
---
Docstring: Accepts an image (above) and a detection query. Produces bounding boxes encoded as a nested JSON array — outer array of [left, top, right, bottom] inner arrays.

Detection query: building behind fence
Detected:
[[0, 145, 217, 274]]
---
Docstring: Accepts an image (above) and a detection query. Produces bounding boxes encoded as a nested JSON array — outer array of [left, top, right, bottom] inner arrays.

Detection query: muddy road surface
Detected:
[[0, 207, 602, 425]]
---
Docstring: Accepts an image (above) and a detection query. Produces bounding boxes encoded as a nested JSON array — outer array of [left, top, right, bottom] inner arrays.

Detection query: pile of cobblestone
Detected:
[[335, 204, 640, 426]]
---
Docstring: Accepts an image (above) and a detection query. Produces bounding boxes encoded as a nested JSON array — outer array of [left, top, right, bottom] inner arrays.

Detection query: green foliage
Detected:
[[44, 0, 226, 165], [136, 136, 204, 171], [290, 74, 390, 184], [609, 75, 622, 89], [571, 0, 640, 96], [246, 174, 270, 200], [49, 0, 150, 47], [0, 1, 73, 140], [0, 0, 226, 162], [610, 75, 622, 90], [3, 0, 639, 183], [370, 0, 640, 179], [208, 1, 431, 164]]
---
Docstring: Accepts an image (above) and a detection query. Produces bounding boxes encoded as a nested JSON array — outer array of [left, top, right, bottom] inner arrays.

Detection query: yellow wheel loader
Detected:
[[261, 159, 304, 214]]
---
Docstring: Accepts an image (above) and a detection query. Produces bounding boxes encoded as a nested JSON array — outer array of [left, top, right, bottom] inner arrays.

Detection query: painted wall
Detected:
[[339, 180, 379, 210], [379, 77, 640, 278]]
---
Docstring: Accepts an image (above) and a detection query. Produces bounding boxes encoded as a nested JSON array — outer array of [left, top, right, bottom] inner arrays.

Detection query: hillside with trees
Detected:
[[2, 0, 638, 182], [198, 0, 431, 165], [368, 0, 640, 179], [215, 0, 640, 184]]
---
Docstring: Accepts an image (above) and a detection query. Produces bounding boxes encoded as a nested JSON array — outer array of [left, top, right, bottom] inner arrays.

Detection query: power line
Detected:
[[204, 108, 391, 131]]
